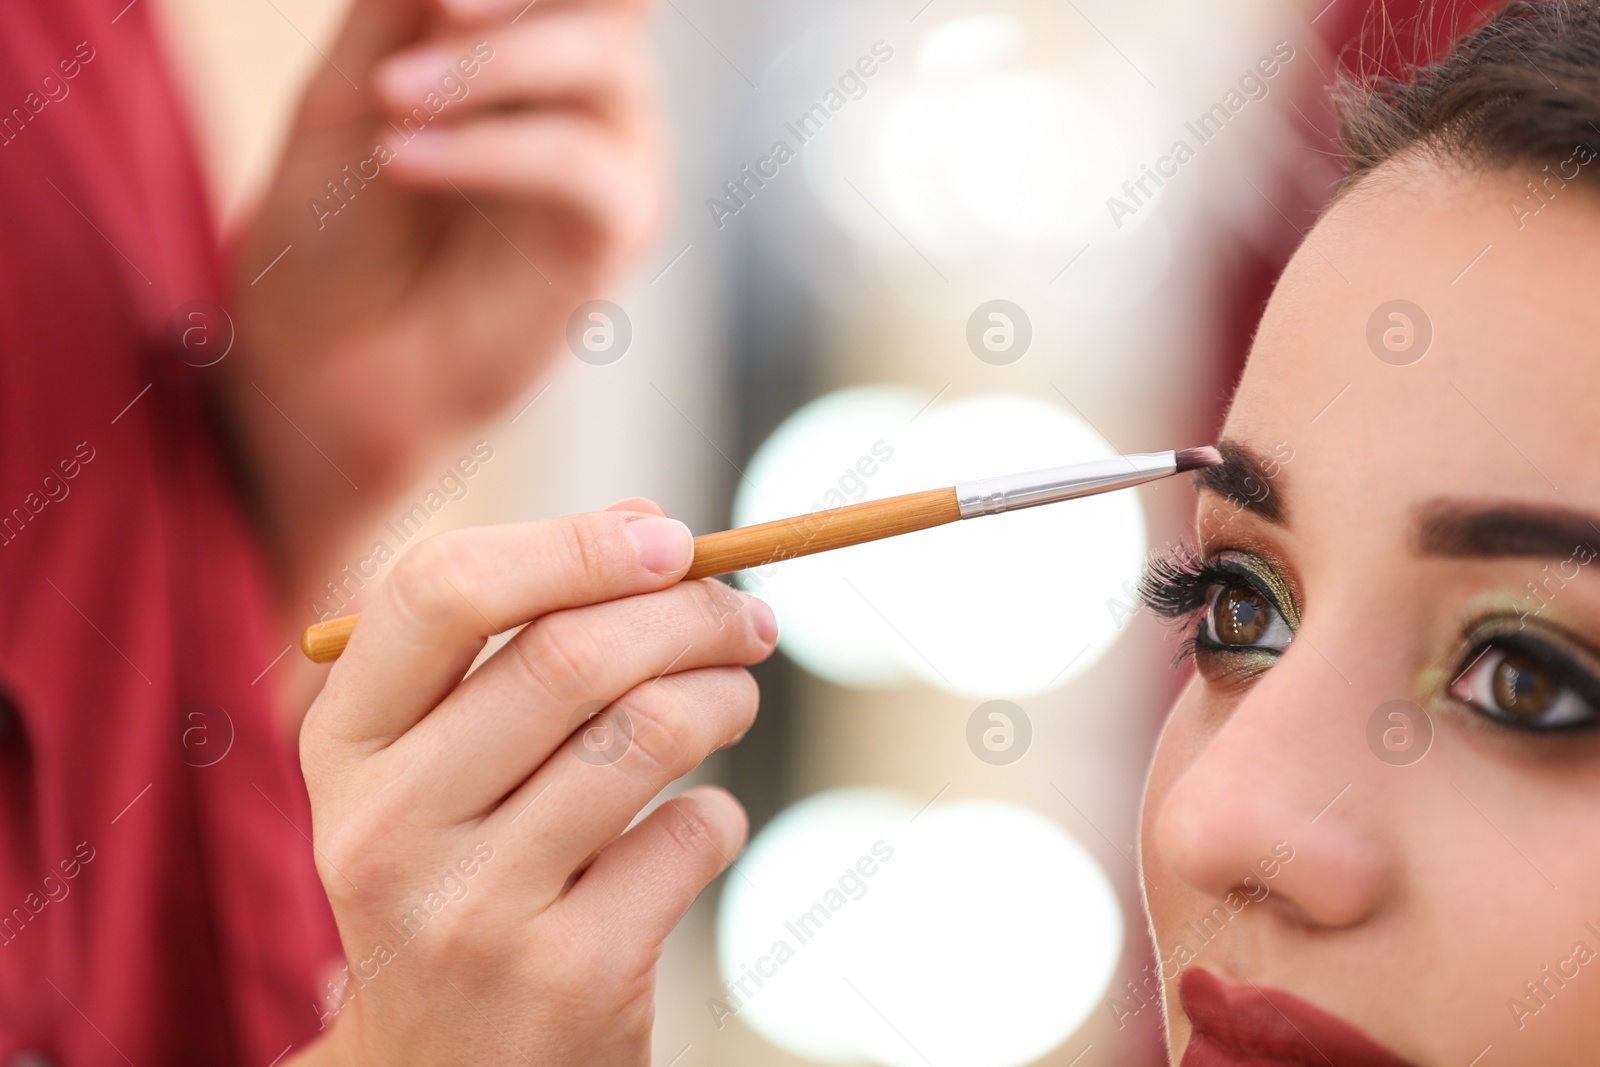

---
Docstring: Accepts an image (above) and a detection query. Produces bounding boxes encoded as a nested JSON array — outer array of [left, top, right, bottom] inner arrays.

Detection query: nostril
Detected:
[[1158, 784, 1389, 932]]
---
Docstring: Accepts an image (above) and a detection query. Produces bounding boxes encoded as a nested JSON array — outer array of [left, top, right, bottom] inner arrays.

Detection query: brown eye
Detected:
[[1450, 640, 1599, 731], [1212, 586, 1270, 646], [1197, 577, 1291, 654], [1491, 652, 1555, 718]]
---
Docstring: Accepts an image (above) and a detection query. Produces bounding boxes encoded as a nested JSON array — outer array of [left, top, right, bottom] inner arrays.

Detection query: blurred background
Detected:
[[157, 0, 1368, 1062]]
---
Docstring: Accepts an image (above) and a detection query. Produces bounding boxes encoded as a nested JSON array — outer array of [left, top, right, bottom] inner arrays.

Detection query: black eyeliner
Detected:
[[1142, 547, 1294, 625], [1455, 622, 1600, 729], [1142, 546, 1296, 665]]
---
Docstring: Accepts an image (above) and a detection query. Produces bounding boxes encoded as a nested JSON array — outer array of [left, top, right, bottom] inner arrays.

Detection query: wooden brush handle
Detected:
[[685, 487, 959, 579], [300, 487, 960, 663], [302, 613, 359, 663]]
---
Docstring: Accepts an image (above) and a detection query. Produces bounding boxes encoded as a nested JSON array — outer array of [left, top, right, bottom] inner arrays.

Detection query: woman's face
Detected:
[[1140, 161, 1600, 1066]]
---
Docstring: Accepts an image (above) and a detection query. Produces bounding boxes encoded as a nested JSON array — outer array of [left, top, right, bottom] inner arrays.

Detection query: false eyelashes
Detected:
[[1140, 544, 1219, 666], [1141, 545, 1300, 667], [1140, 543, 1215, 621]]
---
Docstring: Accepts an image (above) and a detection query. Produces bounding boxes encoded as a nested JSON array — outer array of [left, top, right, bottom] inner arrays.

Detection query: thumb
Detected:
[[604, 497, 667, 518]]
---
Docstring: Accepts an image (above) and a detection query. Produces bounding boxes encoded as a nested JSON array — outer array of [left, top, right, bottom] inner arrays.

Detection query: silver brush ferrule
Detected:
[[954, 451, 1178, 519]]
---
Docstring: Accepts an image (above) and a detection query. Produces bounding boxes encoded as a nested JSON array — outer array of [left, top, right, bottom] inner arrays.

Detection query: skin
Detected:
[[160, 2, 714, 1058], [171, 1, 1600, 1058], [1141, 158, 1600, 1065], [291, 498, 777, 1065], [214, 0, 664, 655]]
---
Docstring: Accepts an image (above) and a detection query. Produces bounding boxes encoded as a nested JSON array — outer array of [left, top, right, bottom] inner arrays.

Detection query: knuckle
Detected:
[[297, 710, 337, 787], [410, 895, 491, 969], [384, 535, 470, 631], [315, 819, 392, 907], [691, 579, 747, 636], [662, 796, 722, 860], [614, 686, 692, 782], [538, 941, 634, 1011], [298, 698, 329, 764], [551, 514, 614, 590], [522, 612, 607, 699]]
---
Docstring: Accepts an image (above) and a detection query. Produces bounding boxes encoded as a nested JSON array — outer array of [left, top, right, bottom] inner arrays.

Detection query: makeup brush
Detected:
[[300, 446, 1221, 663]]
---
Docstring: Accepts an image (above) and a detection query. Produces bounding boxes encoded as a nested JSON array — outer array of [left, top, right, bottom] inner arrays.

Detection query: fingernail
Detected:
[[377, 49, 450, 102], [628, 517, 693, 575], [394, 129, 447, 167], [745, 596, 779, 644]]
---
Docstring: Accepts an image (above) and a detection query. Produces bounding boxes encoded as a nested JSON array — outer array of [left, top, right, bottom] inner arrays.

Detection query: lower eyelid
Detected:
[[1470, 633, 1600, 704], [1192, 641, 1279, 685], [1448, 636, 1600, 730]]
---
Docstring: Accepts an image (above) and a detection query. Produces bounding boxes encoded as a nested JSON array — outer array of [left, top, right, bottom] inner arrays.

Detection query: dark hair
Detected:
[[1334, 0, 1600, 191]]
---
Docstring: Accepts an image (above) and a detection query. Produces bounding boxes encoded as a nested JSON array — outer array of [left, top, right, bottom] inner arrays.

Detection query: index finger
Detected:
[[309, 511, 692, 750]]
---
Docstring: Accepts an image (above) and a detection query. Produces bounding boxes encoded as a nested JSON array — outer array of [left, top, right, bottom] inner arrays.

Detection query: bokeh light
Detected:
[[732, 386, 927, 691], [734, 387, 1150, 697], [807, 12, 1167, 262], [718, 788, 1125, 1067]]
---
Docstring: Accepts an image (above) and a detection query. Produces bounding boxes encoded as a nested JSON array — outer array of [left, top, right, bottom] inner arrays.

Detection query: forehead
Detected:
[[1223, 161, 1600, 538]]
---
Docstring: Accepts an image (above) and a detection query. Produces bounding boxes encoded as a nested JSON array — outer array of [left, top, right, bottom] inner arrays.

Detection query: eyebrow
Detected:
[[1191, 439, 1288, 525], [1415, 500, 1600, 559]]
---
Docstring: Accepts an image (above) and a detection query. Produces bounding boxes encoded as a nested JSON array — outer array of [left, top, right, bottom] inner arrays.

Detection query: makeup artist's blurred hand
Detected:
[[288, 501, 775, 1066], [221, 0, 664, 608]]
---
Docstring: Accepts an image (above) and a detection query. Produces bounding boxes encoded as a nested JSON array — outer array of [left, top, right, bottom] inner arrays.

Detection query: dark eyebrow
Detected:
[[1191, 439, 1288, 525], [1416, 500, 1600, 558]]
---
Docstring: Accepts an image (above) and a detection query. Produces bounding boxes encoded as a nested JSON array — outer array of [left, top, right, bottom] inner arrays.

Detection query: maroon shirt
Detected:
[[0, 1, 339, 1062]]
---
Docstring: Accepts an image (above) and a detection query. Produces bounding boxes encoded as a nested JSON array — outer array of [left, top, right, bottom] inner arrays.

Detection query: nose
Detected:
[[1149, 639, 1401, 930]]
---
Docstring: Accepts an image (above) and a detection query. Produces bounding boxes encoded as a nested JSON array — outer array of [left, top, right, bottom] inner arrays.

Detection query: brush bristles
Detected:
[[1174, 446, 1223, 473]]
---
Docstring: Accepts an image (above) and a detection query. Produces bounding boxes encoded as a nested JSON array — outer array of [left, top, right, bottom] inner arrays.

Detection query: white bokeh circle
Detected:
[[806, 13, 1167, 261], [717, 789, 1125, 1067], [734, 387, 1149, 697], [733, 386, 927, 690], [714, 788, 913, 1063]]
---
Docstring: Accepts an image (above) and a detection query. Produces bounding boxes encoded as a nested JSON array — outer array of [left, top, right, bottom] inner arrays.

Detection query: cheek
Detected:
[[1142, 687, 1217, 896], [1138, 681, 1209, 1051], [1140, 676, 1209, 868]]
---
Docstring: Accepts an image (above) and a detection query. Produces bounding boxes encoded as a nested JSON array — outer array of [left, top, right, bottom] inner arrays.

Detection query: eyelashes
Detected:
[[1145, 545, 1600, 735], [1141, 544, 1242, 665], [1449, 622, 1600, 732], [1140, 542, 1213, 622], [1140, 545, 1298, 666]]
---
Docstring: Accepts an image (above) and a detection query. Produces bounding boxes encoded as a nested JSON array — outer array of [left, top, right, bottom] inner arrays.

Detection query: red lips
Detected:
[[1179, 968, 1416, 1067]]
